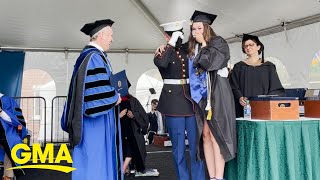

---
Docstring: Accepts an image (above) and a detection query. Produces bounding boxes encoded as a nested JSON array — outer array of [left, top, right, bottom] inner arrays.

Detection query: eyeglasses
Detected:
[[243, 43, 256, 49]]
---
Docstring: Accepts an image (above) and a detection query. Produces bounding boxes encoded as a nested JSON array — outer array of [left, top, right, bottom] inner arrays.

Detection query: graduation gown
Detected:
[[192, 36, 237, 162], [0, 95, 28, 172], [61, 46, 123, 180], [120, 96, 148, 165], [128, 96, 149, 171], [229, 61, 285, 117]]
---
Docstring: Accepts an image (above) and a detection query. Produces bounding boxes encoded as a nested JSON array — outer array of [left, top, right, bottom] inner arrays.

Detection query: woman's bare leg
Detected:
[[123, 157, 132, 174], [211, 130, 225, 179], [203, 120, 216, 178]]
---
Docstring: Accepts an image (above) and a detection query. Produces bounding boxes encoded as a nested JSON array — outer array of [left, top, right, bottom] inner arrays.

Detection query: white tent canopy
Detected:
[[1, 0, 320, 98], [1, 0, 320, 51]]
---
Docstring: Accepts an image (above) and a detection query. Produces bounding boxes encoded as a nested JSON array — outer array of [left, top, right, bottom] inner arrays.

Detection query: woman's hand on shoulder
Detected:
[[155, 45, 166, 57]]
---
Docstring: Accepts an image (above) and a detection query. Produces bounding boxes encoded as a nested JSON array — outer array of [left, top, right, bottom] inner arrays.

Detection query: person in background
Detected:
[[60, 19, 123, 180], [119, 88, 149, 175], [147, 99, 165, 144], [229, 34, 285, 117], [0, 93, 28, 180], [154, 20, 205, 180], [188, 10, 237, 180]]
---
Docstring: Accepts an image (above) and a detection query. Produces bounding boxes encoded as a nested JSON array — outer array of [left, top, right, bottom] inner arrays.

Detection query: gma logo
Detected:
[[8, 143, 76, 173]]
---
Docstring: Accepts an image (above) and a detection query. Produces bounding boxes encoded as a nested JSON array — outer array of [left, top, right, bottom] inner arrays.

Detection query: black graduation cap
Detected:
[[242, 34, 261, 44], [191, 10, 217, 25], [80, 19, 114, 37], [149, 88, 156, 94]]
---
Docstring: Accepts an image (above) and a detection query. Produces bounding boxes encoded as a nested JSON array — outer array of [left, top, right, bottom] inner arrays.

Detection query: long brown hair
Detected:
[[188, 22, 216, 57]]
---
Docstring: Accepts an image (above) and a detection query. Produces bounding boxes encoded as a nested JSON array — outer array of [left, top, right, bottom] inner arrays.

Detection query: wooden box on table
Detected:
[[153, 135, 170, 147], [304, 100, 320, 118], [304, 89, 320, 118], [249, 96, 299, 120]]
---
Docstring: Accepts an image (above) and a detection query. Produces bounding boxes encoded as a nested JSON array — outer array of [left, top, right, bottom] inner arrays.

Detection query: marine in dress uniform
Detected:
[[154, 20, 205, 180]]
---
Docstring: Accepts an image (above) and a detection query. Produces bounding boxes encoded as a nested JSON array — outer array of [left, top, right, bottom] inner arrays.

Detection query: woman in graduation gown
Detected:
[[119, 92, 149, 175], [229, 34, 285, 118], [188, 10, 237, 180]]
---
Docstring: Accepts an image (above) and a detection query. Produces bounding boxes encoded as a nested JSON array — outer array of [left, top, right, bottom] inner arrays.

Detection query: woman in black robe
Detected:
[[119, 94, 149, 175], [229, 34, 285, 117], [188, 10, 237, 180]]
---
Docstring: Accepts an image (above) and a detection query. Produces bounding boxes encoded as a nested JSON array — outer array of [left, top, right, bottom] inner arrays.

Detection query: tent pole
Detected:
[[129, 0, 165, 35], [226, 13, 320, 43], [0, 46, 155, 54]]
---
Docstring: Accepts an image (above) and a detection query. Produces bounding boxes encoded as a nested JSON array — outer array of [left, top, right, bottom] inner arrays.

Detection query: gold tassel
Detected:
[[205, 71, 212, 121], [23, 137, 28, 144], [207, 109, 212, 120]]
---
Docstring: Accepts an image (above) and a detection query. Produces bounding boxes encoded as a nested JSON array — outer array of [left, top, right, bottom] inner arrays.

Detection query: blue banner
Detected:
[[0, 51, 25, 97]]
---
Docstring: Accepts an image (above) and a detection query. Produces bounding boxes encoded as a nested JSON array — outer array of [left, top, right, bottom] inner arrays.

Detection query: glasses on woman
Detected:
[[243, 43, 256, 49]]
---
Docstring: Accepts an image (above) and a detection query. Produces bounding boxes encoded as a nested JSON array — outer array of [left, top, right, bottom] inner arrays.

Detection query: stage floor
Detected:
[[18, 145, 208, 180]]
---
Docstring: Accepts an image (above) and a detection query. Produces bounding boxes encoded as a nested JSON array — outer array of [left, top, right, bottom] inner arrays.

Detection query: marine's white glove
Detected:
[[168, 31, 184, 47]]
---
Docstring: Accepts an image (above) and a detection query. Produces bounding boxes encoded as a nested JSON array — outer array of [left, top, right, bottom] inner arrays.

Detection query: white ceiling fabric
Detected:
[[1, 0, 320, 50], [2, 0, 320, 110]]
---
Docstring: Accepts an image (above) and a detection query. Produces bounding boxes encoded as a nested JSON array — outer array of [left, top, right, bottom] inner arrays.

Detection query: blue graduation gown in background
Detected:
[[61, 47, 123, 180], [0, 95, 28, 163]]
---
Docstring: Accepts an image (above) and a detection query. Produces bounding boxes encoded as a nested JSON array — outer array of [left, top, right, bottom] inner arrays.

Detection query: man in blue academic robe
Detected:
[[61, 19, 123, 180]]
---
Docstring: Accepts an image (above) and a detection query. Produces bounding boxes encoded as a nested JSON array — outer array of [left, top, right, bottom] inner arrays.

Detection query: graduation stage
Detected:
[[14, 118, 320, 180], [17, 145, 201, 180]]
